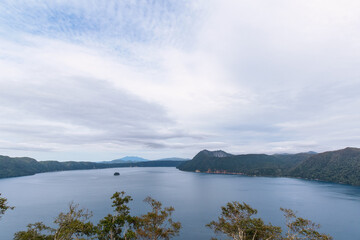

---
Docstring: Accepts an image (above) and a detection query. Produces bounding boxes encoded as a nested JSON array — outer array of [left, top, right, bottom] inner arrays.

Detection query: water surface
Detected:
[[0, 167, 360, 239]]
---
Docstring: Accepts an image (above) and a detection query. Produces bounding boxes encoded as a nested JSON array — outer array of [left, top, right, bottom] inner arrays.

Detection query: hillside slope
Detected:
[[0, 156, 43, 178], [0, 156, 184, 179], [289, 147, 360, 185], [177, 150, 312, 176], [177, 148, 360, 186]]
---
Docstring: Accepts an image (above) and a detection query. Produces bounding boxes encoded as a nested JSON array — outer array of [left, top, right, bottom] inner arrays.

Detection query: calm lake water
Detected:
[[1, 167, 360, 239]]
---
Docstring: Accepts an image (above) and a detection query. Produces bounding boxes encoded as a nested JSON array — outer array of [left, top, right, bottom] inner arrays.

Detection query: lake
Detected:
[[0, 167, 360, 239]]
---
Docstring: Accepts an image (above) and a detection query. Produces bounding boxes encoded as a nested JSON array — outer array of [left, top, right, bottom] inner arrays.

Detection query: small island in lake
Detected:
[[114, 172, 120, 176]]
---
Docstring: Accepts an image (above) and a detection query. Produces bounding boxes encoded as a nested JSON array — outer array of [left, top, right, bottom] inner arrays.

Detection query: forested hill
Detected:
[[177, 150, 312, 176], [289, 147, 360, 185], [177, 148, 360, 186], [0, 156, 184, 179]]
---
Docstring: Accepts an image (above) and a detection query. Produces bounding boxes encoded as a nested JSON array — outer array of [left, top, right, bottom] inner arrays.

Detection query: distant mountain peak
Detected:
[[155, 157, 190, 161], [102, 156, 149, 164], [120, 156, 148, 162], [343, 147, 360, 151], [196, 149, 232, 158], [304, 151, 317, 154]]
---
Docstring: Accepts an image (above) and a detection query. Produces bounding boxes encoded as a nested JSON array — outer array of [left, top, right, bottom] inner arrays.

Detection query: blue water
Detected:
[[0, 167, 360, 239]]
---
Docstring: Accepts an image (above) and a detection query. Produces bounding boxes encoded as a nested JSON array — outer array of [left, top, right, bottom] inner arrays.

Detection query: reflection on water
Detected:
[[0, 167, 360, 239]]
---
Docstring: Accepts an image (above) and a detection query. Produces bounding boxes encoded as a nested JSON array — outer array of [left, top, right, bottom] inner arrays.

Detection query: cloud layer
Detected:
[[0, 0, 359, 160]]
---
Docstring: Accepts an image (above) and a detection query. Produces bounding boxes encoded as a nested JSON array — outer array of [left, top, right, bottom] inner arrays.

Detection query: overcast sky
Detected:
[[0, 0, 359, 161]]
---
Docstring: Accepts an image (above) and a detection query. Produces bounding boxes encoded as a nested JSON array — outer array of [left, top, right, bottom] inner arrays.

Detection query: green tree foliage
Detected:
[[208, 202, 333, 240], [14, 202, 95, 240], [13, 191, 333, 240], [53, 202, 95, 240], [281, 208, 332, 240], [136, 197, 181, 240], [96, 191, 138, 240], [14, 222, 54, 240], [207, 201, 281, 240], [0, 193, 14, 219]]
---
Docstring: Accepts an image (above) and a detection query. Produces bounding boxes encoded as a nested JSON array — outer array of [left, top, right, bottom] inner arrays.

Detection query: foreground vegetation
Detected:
[[1, 192, 331, 239], [0, 193, 14, 220]]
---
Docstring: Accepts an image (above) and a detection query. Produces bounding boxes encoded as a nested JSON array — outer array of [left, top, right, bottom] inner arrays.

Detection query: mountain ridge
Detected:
[[100, 156, 149, 164], [100, 156, 189, 164], [2, 147, 360, 185], [177, 148, 360, 186], [0, 156, 185, 179], [288, 147, 360, 185]]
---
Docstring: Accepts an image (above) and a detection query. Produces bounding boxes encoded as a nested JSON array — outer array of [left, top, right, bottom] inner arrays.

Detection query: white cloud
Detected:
[[0, 0, 359, 160]]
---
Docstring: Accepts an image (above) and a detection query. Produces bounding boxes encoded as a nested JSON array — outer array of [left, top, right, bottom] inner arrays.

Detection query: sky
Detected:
[[0, 0, 359, 161]]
